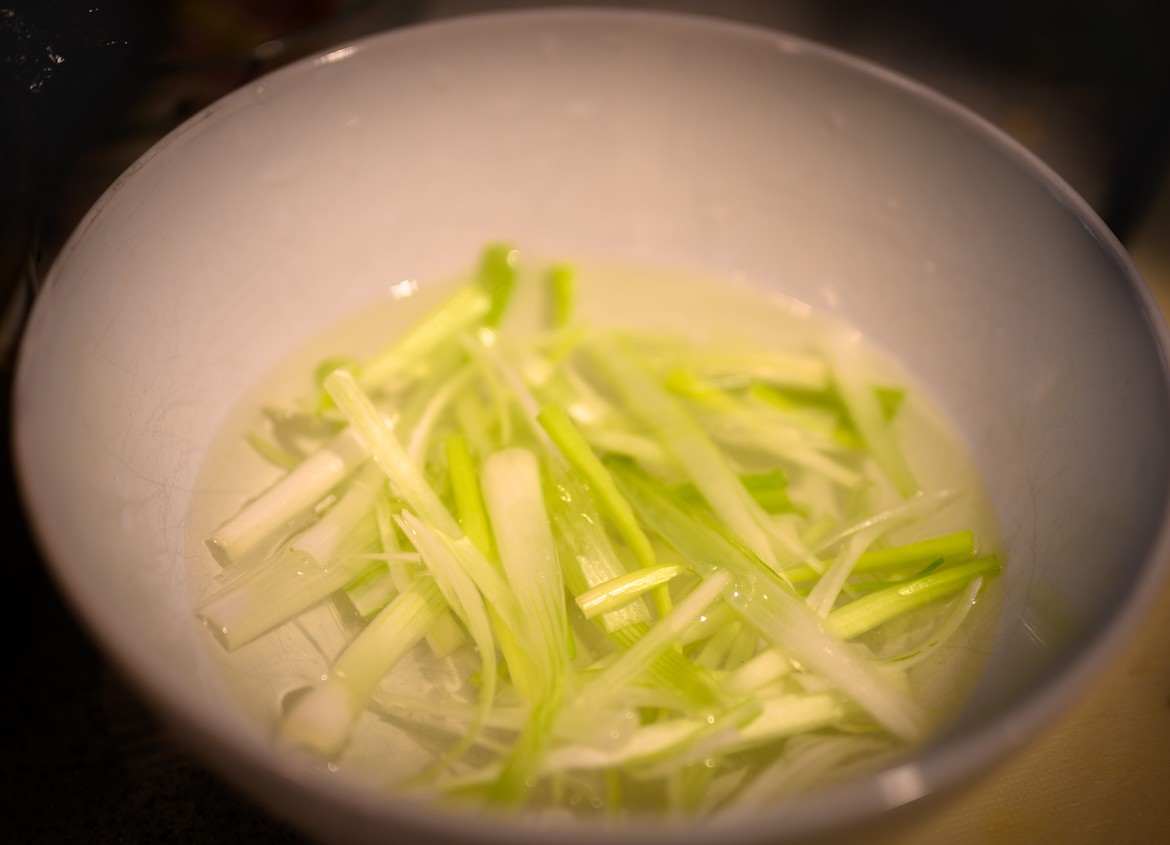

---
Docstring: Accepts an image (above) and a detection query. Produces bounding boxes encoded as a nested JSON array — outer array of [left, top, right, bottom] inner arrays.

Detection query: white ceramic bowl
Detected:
[[14, 9, 1170, 844]]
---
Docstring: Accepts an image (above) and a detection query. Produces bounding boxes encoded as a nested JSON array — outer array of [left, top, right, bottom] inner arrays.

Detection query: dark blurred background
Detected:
[[2, 1, 1167, 842]]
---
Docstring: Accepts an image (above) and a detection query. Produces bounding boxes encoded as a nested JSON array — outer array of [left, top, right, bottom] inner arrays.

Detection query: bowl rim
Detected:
[[13, 6, 1170, 843]]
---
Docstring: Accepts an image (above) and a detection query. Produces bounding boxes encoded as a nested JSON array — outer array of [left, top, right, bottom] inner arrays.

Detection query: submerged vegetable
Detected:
[[193, 246, 1002, 817]]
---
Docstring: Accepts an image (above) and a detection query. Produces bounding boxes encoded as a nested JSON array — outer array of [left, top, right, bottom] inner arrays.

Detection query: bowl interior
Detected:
[[15, 10, 1170, 844]]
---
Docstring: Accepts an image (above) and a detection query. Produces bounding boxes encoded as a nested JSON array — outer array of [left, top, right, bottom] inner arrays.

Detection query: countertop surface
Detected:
[[4, 2, 1169, 843]]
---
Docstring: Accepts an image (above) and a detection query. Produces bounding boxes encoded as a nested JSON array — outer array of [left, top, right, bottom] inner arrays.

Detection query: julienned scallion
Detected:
[[197, 244, 1000, 816]]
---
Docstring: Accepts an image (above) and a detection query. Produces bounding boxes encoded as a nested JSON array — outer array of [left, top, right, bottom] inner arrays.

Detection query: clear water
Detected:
[[184, 258, 1004, 815]]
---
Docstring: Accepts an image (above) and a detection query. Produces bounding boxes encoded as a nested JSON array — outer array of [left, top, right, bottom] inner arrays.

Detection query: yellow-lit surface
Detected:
[[884, 588, 1170, 843]]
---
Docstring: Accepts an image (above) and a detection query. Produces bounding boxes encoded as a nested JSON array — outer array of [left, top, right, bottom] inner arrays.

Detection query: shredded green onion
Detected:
[[195, 246, 1002, 818]]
